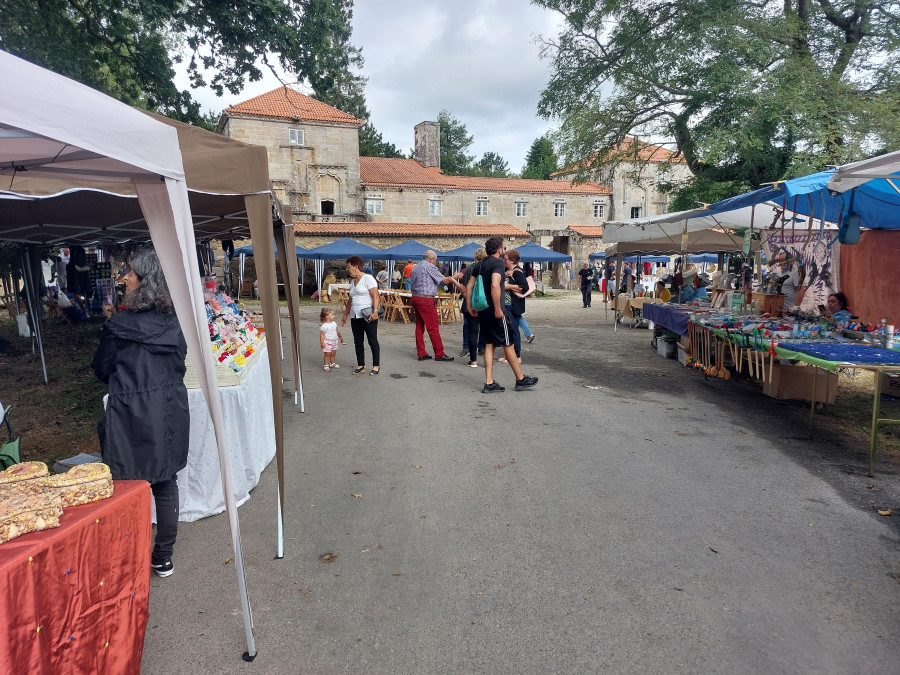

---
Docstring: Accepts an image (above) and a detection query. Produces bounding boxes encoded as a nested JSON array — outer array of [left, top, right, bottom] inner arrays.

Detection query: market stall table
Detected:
[[615, 296, 662, 324], [642, 302, 691, 337], [0, 481, 151, 674], [178, 344, 276, 521]]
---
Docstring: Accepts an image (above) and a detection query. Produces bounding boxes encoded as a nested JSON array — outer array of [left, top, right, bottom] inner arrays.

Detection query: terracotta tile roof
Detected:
[[225, 87, 362, 125], [360, 157, 611, 194], [552, 136, 685, 177], [568, 226, 605, 237], [293, 221, 529, 237]]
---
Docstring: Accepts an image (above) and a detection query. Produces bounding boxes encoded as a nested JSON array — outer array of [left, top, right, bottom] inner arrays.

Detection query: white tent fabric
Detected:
[[601, 202, 830, 244], [826, 150, 900, 192], [1, 51, 256, 658]]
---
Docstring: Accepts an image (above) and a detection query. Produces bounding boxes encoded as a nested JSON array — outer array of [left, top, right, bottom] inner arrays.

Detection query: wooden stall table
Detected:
[[751, 293, 785, 316], [615, 296, 662, 326], [0, 481, 152, 674]]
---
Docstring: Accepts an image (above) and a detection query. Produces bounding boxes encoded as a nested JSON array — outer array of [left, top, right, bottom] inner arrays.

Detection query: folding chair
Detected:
[[1, 405, 21, 468]]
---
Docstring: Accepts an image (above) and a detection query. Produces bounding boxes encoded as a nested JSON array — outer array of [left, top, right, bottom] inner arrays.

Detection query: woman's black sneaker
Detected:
[[481, 381, 504, 393], [514, 376, 538, 391], [152, 560, 174, 577]]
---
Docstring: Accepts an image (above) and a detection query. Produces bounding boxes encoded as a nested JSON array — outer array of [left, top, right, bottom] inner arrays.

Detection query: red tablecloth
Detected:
[[0, 480, 151, 674]]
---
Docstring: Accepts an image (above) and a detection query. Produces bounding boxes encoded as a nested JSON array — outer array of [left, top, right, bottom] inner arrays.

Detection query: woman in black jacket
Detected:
[[91, 248, 189, 578]]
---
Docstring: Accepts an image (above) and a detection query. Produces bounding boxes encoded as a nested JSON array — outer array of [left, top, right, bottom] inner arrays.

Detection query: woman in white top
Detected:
[[340, 255, 381, 375]]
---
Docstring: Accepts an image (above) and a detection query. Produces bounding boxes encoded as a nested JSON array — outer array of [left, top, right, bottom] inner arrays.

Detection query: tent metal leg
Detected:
[[275, 483, 284, 559], [22, 252, 48, 384]]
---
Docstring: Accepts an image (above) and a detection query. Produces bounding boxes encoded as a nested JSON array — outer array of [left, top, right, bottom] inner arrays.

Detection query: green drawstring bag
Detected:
[[472, 262, 489, 312]]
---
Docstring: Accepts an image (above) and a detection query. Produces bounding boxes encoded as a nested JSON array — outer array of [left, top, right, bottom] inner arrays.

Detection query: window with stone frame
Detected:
[[428, 199, 442, 216], [593, 203, 605, 219], [554, 201, 566, 217], [288, 128, 304, 145], [516, 201, 527, 217], [630, 206, 642, 219], [366, 199, 383, 215], [475, 198, 488, 216]]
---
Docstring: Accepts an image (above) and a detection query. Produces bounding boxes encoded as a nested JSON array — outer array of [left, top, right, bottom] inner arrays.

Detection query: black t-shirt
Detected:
[[476, 256, 506, 311], [507, 268, 529, 315], [578, 268, 593, 287]]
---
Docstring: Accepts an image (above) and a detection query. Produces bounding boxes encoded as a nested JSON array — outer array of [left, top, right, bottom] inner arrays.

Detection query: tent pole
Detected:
[[614, 254, 622, 332], [22, 250, 48, 384], [283, 226, 304, 412]]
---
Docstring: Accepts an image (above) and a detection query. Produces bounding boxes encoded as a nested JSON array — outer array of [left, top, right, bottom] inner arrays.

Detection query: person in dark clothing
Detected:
[[91, 248, 189, 578], [578, 262, 593, 307]]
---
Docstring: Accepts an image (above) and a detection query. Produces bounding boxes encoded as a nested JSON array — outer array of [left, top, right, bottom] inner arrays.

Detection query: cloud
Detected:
[[177, 0, 564, 172]]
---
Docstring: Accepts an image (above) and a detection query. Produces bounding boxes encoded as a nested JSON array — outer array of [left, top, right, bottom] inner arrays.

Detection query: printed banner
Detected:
[[763, 229, 840, 313]]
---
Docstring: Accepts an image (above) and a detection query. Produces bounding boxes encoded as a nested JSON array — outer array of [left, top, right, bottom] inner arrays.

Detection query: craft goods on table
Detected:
[[0, 461, 49, 500], [0, 491, 63, 543], [43, 462, 113, 507], [0, 461, 116, 543], [201, 284, 266, 384]]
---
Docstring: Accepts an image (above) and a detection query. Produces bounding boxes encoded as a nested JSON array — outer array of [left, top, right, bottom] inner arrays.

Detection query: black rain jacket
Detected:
[[91, 309, 189, 483]]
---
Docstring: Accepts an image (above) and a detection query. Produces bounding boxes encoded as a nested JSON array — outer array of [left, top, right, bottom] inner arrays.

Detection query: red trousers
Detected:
[[410, 295, 446, 358]]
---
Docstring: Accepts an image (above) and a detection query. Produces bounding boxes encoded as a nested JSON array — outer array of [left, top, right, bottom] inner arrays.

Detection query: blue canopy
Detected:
[[513, 242, 572, 263], [234, 239, 313, 258], [684, 253, 720, 264], [306, 237, 382, 260], [438, 242, 482, 262], [379, 240, 437, 261], [701, 168, 900, 231]]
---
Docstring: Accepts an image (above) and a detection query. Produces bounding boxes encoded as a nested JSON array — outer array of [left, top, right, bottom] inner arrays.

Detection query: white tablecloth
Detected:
[[105, 345, 277, 522], [177, 344, 276, 521]]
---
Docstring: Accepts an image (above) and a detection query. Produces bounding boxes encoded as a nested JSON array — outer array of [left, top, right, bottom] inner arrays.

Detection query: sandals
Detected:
[[369, 368, 380, 376], [352, 366, 365, 374]]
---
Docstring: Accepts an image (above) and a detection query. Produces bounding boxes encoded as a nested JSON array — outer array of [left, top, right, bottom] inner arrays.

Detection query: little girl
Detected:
[[320, 308, 344, 370]]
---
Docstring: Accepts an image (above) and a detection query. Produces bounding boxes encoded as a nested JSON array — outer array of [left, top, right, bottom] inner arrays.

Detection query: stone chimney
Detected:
[[414, 121, 440, 169]]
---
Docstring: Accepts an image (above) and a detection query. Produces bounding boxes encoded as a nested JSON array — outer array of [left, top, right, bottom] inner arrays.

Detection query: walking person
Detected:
[[410, 250, 466, 361], [340, 255, 381, 375], [499, 248, 529, 364], [459, 249, 486, 366], [578, 261, 593, 307], [403, 260, 414, 291], [91, 248, 188, 578], [465, 236, 538, 393]]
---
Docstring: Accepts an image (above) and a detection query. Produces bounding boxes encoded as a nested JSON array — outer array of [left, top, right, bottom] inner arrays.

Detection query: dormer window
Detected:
[[288, 128, 304, 145]]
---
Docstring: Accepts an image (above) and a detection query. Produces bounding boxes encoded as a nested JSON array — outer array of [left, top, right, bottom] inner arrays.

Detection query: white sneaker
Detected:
[[331, 364, 340, 368], [323, 365, 330, 370]]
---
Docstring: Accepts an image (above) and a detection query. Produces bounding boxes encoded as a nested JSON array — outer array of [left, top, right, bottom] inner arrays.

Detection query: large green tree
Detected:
[[438, 109, 476, 176], [534, 0, 900, 198], [472, 151, 511, 178], [521, 135, 558, 179], [0, 0, 372, 130]]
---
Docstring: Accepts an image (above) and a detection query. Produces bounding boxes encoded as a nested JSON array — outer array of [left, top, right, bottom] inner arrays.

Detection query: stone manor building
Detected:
[[217, 87, 684, 270]]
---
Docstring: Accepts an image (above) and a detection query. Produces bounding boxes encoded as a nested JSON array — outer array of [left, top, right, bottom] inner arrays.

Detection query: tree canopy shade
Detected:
[[0, 0, 370, 128], [534, 0, 900, 194]]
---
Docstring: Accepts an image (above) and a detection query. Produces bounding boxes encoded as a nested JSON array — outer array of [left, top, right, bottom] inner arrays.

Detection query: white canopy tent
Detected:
[[0, 51, 259, 659], [826, 150, 900, 192], [602, 203, 808, 244]]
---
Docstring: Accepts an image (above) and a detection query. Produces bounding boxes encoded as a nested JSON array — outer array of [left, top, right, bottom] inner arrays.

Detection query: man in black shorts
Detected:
[[465, 236, 538, 393]]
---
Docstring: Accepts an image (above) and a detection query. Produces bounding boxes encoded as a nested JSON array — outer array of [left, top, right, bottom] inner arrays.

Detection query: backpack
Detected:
[[471, 262, 489, 312]]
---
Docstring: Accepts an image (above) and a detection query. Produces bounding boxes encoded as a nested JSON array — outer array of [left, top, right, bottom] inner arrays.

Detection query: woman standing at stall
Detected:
[[341, 255, 381, 375], [91, 248, 188, 578]]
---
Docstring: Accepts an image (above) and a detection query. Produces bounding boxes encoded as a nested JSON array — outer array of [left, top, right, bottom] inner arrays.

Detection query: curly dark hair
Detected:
[[125, 248, 175, 315], [485, 236, 504, 256]]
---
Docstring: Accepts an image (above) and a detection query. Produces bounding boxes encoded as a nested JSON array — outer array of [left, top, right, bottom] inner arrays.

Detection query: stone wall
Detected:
[[364, 186, 609, 232], [222, 116, 362, 218]]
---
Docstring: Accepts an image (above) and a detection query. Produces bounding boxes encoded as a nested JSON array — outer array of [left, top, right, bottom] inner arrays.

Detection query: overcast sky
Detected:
[[180, 0, 564, 173]]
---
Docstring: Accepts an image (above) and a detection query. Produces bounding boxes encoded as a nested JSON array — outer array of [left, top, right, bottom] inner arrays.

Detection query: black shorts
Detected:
[[477, 307, 515, 347]]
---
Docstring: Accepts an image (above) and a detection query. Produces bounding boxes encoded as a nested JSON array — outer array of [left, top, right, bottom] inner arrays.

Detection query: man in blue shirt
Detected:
[[410, 251, 465, 361]]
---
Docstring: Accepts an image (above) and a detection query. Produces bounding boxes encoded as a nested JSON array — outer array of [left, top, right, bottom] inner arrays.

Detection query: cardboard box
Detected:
[[677, 343, 689, 366], [763, 364, 837, 403]]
